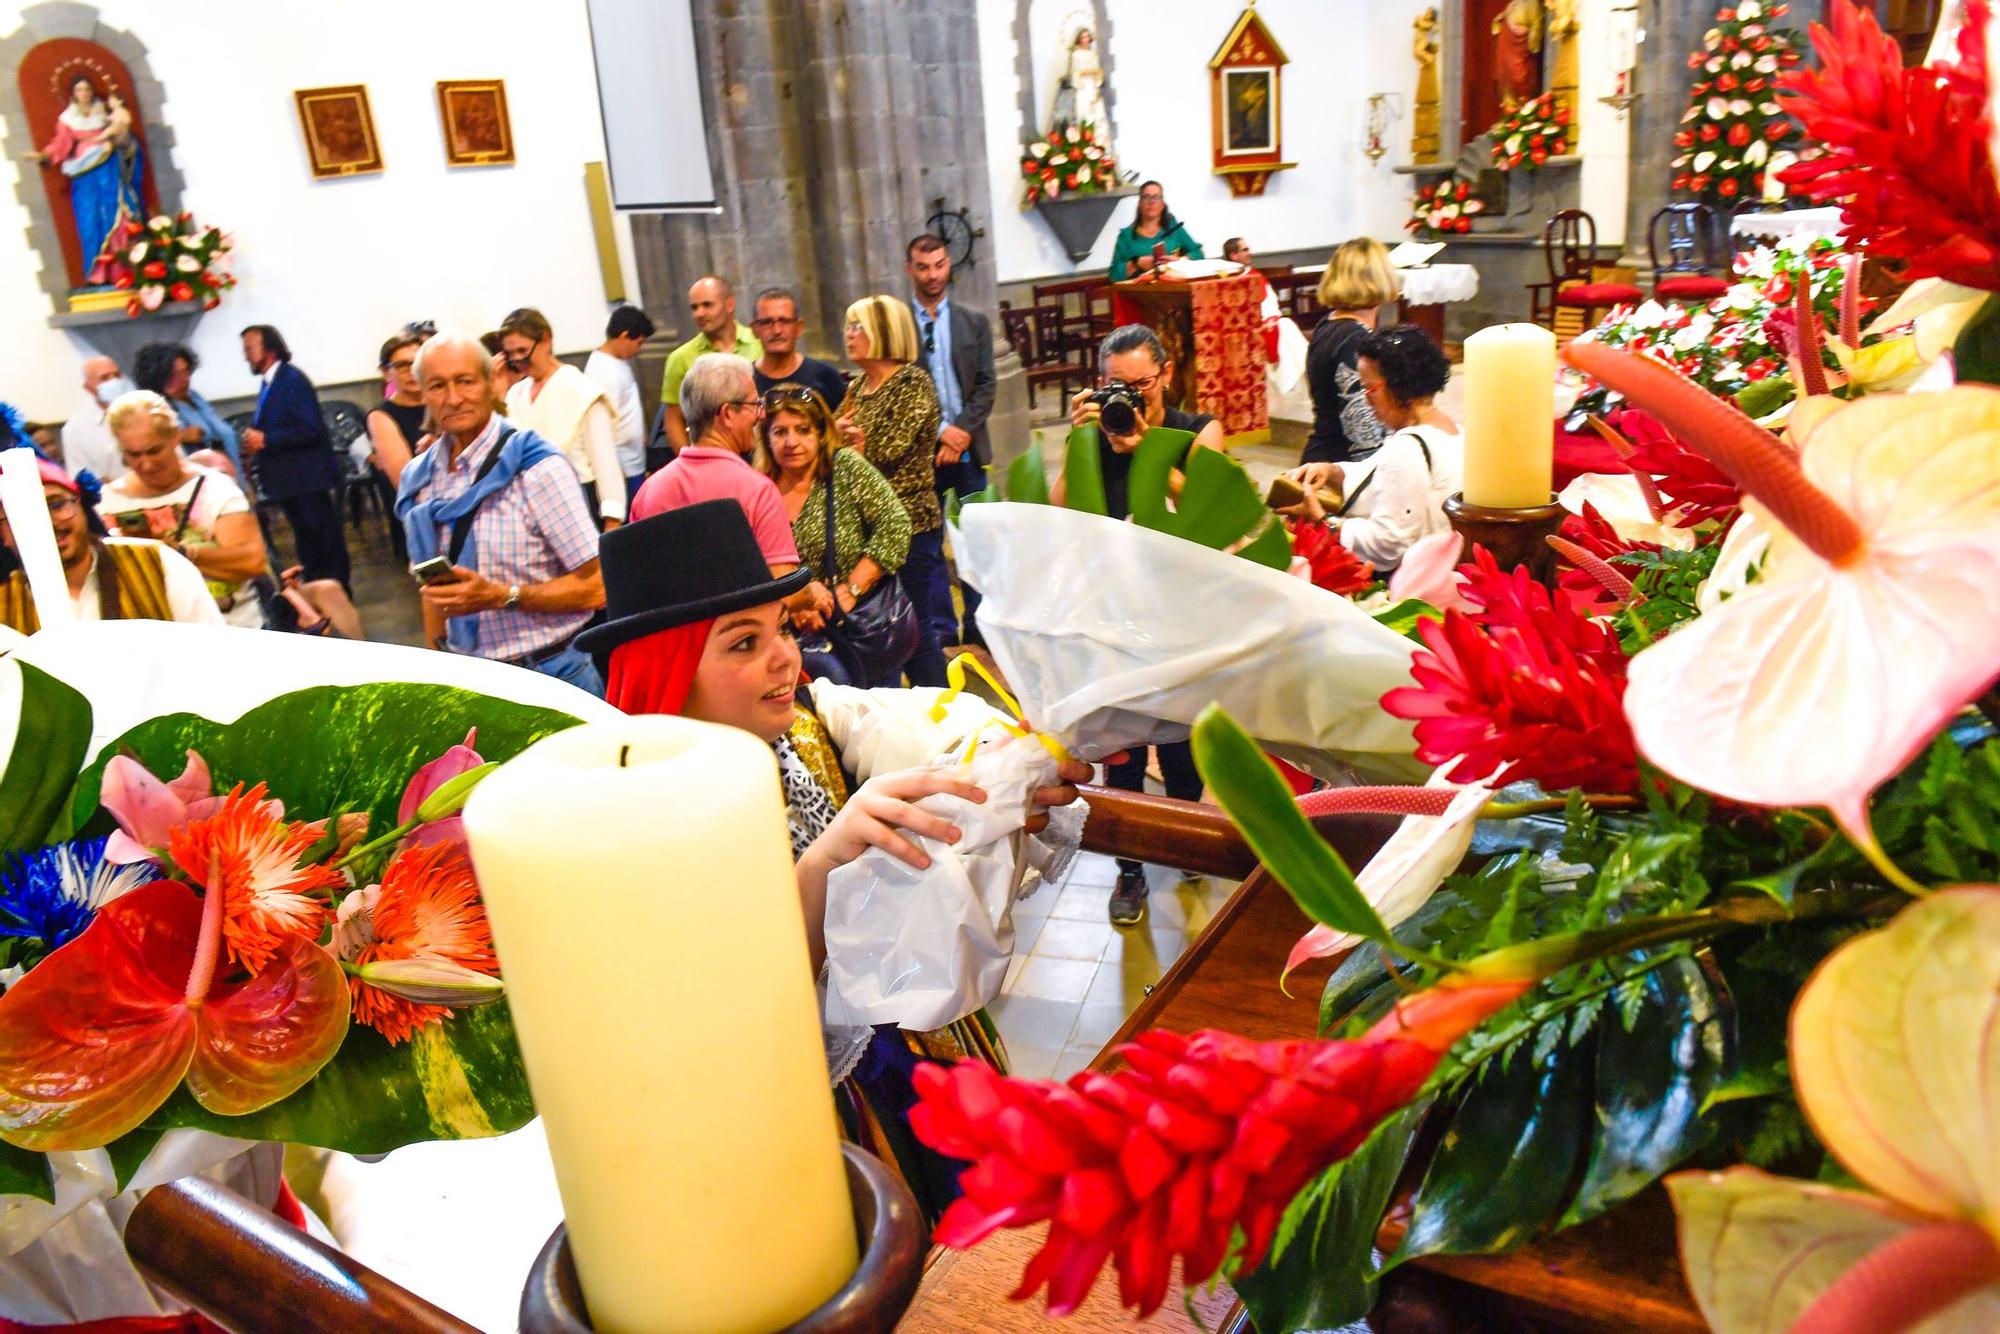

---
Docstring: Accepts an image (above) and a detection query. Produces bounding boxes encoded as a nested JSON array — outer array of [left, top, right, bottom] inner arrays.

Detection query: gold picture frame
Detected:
[[437, 79, 515, 167], [293, 84, 383, 179]]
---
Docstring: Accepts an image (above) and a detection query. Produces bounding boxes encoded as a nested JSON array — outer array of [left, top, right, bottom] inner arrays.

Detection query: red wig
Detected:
[[605, 618, 715, 716]]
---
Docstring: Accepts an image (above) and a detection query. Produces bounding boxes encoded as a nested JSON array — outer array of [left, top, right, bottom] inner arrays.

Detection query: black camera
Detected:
[[1090, 381, 1147, 438]]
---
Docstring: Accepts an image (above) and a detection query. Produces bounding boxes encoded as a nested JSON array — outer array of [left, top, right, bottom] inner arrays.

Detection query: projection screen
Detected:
[[584, 0, 719, 211]]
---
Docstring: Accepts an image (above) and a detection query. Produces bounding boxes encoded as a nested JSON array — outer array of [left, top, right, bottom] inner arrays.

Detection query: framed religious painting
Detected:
[[293, 84, 383, 179], [436, 79, 515, 167], [1208, 7, 1294, 195]]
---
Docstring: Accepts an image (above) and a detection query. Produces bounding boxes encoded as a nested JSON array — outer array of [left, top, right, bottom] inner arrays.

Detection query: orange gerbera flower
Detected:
[[348, 844, 498, 1045], [167, 784, 342, 976]]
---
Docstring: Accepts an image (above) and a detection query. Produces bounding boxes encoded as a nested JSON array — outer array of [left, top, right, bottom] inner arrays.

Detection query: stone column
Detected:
[[1619, 0, 1731, 269], [629, 0, 1029, 468]]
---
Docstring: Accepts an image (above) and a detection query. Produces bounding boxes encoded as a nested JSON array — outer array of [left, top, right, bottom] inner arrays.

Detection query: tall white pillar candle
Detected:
[[0, 450, 75, 627], [1461, 323, 1558, 509], [464, 715, 855, 1334]]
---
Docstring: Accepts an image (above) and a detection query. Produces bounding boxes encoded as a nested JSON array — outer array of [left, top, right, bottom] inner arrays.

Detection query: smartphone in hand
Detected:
[[411, 556, 460, 586]]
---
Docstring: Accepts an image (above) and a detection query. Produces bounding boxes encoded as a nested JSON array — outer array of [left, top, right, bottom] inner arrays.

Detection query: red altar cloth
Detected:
[[1553, 407, 1666, 490], [1114, 273, 1269, 439]]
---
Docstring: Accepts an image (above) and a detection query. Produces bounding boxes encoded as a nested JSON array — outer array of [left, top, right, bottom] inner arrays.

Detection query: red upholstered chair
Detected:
[[1649, 202, 1731, 304], [1529, 209, 1643, 329]]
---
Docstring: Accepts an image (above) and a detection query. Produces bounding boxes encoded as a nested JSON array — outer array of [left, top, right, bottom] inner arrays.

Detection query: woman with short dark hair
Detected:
[[1281, 323, 1461, 571], [131, 342, 242, 479]]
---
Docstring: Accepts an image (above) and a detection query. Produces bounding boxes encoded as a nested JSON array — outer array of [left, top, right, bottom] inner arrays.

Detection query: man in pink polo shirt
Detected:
[[631, 352, 831, 627]]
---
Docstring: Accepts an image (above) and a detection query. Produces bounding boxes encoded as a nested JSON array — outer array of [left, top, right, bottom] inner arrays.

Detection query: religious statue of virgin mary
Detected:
[[1048, 20, 1112, 151], [25, 73, 147, 287]]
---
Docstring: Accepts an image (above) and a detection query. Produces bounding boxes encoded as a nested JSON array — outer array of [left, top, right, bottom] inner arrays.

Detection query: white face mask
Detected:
[[94, 376, 132, 406]]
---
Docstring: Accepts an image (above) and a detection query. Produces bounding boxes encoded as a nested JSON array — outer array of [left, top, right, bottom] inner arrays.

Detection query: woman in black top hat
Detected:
[[576, 499, 1097, 1221]]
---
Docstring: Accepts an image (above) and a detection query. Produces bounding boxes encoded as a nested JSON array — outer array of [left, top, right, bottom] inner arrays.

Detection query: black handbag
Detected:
[[818, 464, 921, 687]]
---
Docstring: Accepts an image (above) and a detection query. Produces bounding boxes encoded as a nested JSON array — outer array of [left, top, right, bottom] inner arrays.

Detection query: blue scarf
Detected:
[[395, 419, 562, 652]]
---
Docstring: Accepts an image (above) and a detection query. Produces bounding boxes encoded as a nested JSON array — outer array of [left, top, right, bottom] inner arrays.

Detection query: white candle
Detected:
[[464, 716, 856, 1334], [0, 450, 75, 627], [1461, 323, 1557, 509]]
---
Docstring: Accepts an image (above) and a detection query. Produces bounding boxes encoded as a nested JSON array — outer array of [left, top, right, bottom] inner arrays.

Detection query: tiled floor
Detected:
[[990, 854, 1236, 1080]]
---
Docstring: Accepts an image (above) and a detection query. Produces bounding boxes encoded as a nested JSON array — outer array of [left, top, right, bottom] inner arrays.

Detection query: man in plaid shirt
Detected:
[[395, 334, 606, 695]]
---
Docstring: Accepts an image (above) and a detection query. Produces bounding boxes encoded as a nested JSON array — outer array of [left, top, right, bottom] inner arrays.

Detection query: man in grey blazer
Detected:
[[908, 232, 997, 648]]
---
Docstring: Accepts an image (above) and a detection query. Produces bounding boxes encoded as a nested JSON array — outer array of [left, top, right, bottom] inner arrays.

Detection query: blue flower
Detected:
[[0, 836, 153, 956]]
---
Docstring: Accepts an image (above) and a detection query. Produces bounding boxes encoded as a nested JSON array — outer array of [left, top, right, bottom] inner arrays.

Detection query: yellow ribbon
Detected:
[[929, 652, 1074, 766]]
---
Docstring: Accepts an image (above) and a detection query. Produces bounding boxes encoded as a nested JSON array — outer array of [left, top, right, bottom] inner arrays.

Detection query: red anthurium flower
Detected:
[[168, 784, 343, 976], [1288, 520, 1376, 595], [0, 880, 349, 1151], [1700, 123, 1721, 141], [341, 843, 499, 1045], [140, 261, 166, 280], [911, 978, 1532, 1317], [1779, 0, 2000, 291], [1382, 551, 1639, 794]]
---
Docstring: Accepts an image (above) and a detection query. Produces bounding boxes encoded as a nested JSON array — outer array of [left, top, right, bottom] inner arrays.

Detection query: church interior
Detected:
[[0, 0, 1996, 1330]]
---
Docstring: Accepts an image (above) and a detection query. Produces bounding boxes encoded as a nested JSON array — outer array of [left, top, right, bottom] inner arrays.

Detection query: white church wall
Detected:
[[1577, 0, 1635, 248], [979, 0, 1433, 285], [3, 0, 635, 421]]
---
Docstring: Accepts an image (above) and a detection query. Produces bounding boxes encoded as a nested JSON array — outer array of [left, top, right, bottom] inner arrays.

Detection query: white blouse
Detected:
[[1337, 423, 1464, 570]]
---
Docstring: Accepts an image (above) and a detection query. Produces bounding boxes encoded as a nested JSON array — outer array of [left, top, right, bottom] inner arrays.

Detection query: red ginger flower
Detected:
[[345, 843, 498, 1045], [1288, 520, 1375, 595], [1557, 502, 1660, 606], [1779, 0, 2000, 291], [167, 784, 342, 976], [1607, 410, 1744, 527], [1382, 549, 1640, 794], [911, 979, 1532, 1318]]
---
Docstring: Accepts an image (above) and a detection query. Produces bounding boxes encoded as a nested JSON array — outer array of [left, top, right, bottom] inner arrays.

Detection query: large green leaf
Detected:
[[1560, 953, 1732, 1225], [1952, 293, 2000, 388], [0, 1139, 52, 1202], [1173, 447, 1271, 551], [0, 662, 92, 853], [140, 1000, 533, 1153], [1392, 1039, 1591, 1261], [1004, 448, 1050, 507], [1062, 424, 1108, 516], [1192, 705, 1390, 946], [1125, 427, 1194, 533], [1232, 1102, 1428, 1333], [67, 682, 582, 848]]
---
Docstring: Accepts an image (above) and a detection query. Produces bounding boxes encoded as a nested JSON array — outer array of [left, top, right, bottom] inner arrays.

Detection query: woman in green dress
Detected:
[[577, 500, 1098, 1222], [1108, 180, 1205, 281]]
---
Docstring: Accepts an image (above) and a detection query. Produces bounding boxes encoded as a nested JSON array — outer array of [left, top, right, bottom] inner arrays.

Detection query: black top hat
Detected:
[[573, 499, 812, 656]]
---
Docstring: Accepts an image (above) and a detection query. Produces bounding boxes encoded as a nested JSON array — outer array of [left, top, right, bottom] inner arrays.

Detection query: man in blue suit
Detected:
[[240, 324, 351, 590]]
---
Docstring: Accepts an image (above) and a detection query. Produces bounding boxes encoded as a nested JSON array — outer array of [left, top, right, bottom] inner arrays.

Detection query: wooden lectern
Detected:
[[1112, 273, 1272, 447]]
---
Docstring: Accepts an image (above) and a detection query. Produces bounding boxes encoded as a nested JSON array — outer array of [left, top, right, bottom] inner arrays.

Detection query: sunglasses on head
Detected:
[[761, 388, 823, 414]]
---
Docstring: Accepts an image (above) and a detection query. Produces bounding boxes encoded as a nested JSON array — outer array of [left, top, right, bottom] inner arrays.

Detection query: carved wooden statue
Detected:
[[1492, 0, 1545, 112], [1546, 0, 1581, 118], [1412, 7, 1442, 164]]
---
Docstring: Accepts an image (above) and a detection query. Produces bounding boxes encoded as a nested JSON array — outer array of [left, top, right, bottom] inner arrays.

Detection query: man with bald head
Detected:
[[394, 333, 606, 695], [659, 275, 760, 453], [61, 355, 131, 483]]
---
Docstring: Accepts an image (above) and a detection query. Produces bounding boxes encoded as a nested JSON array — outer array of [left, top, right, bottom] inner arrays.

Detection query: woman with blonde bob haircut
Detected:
[[838, 294, 948, 686], [1303, 238, 1402, 465]]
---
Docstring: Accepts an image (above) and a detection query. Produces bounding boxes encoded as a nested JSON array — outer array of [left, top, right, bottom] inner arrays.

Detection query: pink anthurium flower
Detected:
[[396, 729, 483, 850], [1563, 342, 2000, 855], [1668, 886, 2000, 1332], [1282, 770, 1494, 985], [99, 750, 229, 864], [1387, 529, 1474, 613]]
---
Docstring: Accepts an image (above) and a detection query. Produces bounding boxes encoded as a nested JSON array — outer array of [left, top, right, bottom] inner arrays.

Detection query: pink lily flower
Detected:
[[99, 750, 230, 864], [396, 729, 483, 850], [1565, 341, 2000, 853]]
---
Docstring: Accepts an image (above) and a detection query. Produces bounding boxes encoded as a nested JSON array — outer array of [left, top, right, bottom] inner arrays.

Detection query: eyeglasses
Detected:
[[723, 398, 764, 414], [750, 316, 797, 329], [1117, 370, 1164, 394], [45, 495, 80, 519], [388, 358, 417, 372]]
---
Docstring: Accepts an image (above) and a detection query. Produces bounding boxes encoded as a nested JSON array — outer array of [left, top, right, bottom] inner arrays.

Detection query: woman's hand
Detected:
[[810, 768, 989, 873], [1068, 387, 1101, 431], [835, 410, 866, 454], [835, 580, 861, 615], [1023, 756, 1106, 836], [1279, 462, 1344, 522]]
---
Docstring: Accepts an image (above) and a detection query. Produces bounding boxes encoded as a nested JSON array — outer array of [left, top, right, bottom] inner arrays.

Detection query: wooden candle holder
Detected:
[[1443, 493, 1568, 587], [520, 1142, 926, 1334]]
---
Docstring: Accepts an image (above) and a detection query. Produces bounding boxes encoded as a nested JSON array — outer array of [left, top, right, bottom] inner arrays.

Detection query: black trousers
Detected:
[[1105, 740, 1202, 876], [277, 490, 352, 591]]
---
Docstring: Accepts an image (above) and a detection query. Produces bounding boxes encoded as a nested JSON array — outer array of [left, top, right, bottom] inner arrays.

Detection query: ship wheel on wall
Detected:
[[926, 200, 984, 269]]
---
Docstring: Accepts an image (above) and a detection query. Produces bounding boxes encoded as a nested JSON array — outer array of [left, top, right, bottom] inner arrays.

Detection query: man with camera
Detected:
[[1062, 323, 1224, 926]]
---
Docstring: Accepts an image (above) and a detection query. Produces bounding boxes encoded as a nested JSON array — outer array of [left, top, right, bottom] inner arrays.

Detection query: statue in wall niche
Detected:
[[16, 40, 157, 290], [1491, 0, 1545, 112], [1546, 0, 1581, 113], [1412, 7, 1443, 163], [1049, 22, 1112, 150]]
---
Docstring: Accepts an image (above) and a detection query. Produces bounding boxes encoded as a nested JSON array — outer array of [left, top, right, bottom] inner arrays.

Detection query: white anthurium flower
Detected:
[[174, 254, 200, 273], [1759, 98, 1782, 112], [1559, 472, 1700, 550], [1694, 150, 1718, 173], [1745, 140, 1769, 166], [1704, 26, 1722, 44], [1696, 500, 1773, 612], [1739, 0, 1761, 17], [1630, 299, 1671, 328], [1866, 277, 1995, 360], [1708, 57, 1724, 73], [1671, 324, 1708, 353], [146, 215, 172, 231], [1756, 54, 1779, 73], [1721, 158, 1740, 171], [1281, 770, 1494, 982], [127, 243, 146, 263], [1077, 166, 1092, 185], [140, 284, 166, 310], [1733, 51, 1753, 68], [1030, 142, 1049, 159], [1707, 96, 1729, 118], [1729, 98, 1752, 114]]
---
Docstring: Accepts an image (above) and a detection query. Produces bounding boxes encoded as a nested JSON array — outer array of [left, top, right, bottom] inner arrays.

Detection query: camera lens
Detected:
[[1100, 395, 1138, 437]]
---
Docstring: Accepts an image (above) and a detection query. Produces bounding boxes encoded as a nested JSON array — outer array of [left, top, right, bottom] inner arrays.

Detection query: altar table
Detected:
[[1728, 205, 1844, 245]]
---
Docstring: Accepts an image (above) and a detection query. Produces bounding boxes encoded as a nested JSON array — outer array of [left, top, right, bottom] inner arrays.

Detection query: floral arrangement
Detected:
[[1019, 122, 1118, 205], [1405, 179, 1485, 236], [914, 6, 2000, 1327], [1671, 0, 1805, 203], [0, 661, 578, 1187], [1485, 92, 1570, 173], [1570, 234, 1853, 417], [106, 212, 235, 317]]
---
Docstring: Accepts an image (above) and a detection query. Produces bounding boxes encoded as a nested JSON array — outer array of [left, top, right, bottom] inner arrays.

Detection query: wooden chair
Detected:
[[1529, 209, 1643, 332], [1648, 203, 1730, 305], [999, 302, 1092, 411]]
